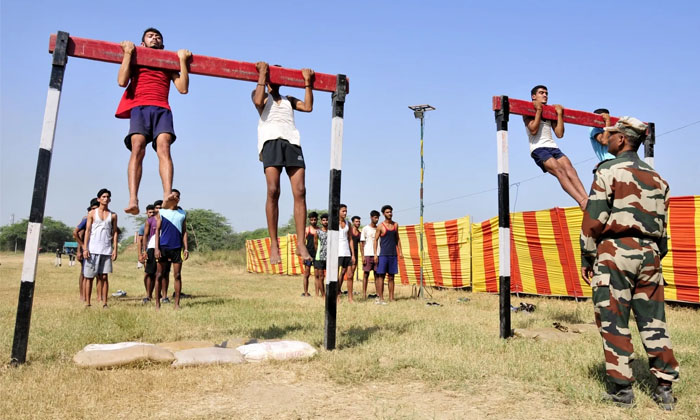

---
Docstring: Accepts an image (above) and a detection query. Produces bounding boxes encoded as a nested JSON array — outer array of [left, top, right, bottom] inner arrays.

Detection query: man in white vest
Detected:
[[523, 85, 588, 209], [252, 62, 315, 265], [83, 188, 119, 308]]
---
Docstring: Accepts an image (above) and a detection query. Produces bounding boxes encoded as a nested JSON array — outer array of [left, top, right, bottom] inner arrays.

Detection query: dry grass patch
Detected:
[[1, 250, 699, 419]]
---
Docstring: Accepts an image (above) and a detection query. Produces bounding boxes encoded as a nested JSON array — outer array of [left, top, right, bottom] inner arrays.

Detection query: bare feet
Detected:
[[162, 191, 178, 209], [579, 197, 589, 211], [270, 243, 282, 265], [124, 200, 140, 215], [296, 244, 312, 262], [174, 304, 180, 310]]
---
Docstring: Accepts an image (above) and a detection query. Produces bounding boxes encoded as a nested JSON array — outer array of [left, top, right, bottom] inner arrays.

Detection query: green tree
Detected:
[[185, 209, 235, 251], [0, 217, 74, 252]]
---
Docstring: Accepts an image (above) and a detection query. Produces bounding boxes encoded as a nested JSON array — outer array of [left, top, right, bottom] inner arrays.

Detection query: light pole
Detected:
[[408, 104, 435, 298]]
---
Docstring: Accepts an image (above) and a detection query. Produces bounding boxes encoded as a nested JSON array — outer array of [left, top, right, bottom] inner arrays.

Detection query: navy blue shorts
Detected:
[[125, 106, 176, 151], [376, 255, 398, 275], [531, 147, 566, 173], [303, 258, 314, 267], [261, 139, 305, 170]]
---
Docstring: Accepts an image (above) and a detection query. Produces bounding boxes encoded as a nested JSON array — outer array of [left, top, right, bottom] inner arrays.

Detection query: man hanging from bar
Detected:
[[116, 27, 192, 215], [523, 85, 589, 209], [252, 61, 314, 264]]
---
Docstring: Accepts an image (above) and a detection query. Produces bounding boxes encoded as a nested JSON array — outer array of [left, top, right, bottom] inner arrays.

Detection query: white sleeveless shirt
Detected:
[[527, 119, 558, 152], [338, 221, 351, 257], [89, 209, 113, 255], [257, 94, 301, 159]]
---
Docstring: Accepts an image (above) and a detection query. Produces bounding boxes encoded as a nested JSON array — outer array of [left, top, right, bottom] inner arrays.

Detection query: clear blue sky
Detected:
[[2, 1, 699, 234]]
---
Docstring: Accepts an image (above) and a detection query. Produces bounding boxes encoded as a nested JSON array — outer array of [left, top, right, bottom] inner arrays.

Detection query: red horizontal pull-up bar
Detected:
[[48, 34, 346, 93], [492, 96, 620, 128]]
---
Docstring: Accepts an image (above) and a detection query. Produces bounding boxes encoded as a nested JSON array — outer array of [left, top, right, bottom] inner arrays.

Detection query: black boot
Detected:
[[653, 385, 676, 411], [602, 384, 635, 408]]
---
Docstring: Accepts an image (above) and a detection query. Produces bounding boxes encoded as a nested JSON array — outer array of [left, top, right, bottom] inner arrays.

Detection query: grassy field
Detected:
[[1, 249, 698, 419]]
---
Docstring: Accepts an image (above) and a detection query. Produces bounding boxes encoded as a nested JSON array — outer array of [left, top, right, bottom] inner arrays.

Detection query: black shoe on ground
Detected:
[[653, 385, 676, 411], [161, 297, 170, 304], [142, 297, 150, 304], [602, 385, 635, 408]]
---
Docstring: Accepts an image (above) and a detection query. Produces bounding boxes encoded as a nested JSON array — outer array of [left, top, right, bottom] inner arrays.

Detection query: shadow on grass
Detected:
[[548, 307, 587, 324], [249, 323, 305, 340], [586, 357, 658, 393], [185, 297, 230, 307], [337, 326, 380, 349], [337, 321, 414, 350]]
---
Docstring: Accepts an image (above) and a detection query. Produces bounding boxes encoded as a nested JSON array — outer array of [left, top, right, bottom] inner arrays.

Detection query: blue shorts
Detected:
[[531, 147, 566, 173], [376, 255, 398, 275], [125, 106, 176, 151], [303, 259, 314, 267]]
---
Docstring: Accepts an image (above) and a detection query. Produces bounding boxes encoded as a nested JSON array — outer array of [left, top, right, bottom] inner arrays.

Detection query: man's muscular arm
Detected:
[[289, 68, 314, 112], [594, 113, 612, 146], [552, 104, 565, 138], [172, 49, 192, 94], [252, 61, 269, 115], [524, 101, 543, 135], [118, 41, 135, 87]]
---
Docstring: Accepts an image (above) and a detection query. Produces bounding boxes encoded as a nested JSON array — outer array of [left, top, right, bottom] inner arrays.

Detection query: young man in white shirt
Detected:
[[360, 210, 380, 299], [523, 85, 588, 209], [253, 62, 315, 265]]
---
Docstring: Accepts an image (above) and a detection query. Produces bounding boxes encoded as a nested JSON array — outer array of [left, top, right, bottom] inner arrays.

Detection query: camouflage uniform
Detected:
[[580, 150, 679, 386]]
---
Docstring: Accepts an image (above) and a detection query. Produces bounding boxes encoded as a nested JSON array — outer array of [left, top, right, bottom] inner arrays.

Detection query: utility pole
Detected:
[[408, 104, 435, 298]]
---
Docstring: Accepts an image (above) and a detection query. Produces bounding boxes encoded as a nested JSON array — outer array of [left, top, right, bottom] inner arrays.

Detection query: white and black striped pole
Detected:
[[644, 122, 655, 168], [11, 31, 69, 365], [324, 74, 347, 350], [495, 95, 512, 339]]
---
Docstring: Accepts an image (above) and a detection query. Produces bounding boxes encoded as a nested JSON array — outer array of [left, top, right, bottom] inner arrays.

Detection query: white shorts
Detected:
[[83, 254, 112, 277]]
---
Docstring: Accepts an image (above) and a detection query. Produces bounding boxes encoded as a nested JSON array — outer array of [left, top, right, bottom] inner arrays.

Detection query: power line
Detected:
[[395, 119, 699, 214]]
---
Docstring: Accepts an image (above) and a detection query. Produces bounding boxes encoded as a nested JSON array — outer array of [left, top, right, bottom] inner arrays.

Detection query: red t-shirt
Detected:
[[115, 67, 174, 119]]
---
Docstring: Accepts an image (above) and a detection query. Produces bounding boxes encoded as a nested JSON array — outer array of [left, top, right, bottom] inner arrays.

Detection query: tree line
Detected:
[[0, 208, 325, 253]]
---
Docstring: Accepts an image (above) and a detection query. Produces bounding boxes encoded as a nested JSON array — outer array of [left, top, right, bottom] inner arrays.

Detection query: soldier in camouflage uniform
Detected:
[[580, 116, 679, 410]]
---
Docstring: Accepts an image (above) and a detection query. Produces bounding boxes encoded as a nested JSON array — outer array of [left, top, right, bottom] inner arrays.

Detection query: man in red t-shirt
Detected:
[[116, 28, 192, 215]]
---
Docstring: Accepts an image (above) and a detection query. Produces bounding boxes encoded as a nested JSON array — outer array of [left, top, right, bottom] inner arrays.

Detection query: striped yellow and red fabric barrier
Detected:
[[396, 216, 471, 288], [471, 217, 499, 293], [245, 237, 286, 274], [473, 206, 589, 298], [246, 234, 313, 276], [473, 197, 700, 304], [663, 196, 700, 303]]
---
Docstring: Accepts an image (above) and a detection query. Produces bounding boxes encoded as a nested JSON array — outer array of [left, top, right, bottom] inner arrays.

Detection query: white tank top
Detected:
[[257, 94, 301, 159], [338, 221, 351, 257], [527, 119, 558, 152], [89, 209, 113, 255]]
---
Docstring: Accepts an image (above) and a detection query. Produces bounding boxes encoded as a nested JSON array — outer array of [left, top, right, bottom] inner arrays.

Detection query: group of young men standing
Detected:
[[300, 204, 401, 305], [72, 189, 188, 310]]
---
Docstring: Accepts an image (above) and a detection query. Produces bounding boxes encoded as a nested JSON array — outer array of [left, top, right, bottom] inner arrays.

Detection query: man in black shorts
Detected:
[[155, 190, 188, 310], [301, 212, 318, 297], [140, 204, 157, 303], [313, 214, 329, 297], [253, 61, 315, 265]]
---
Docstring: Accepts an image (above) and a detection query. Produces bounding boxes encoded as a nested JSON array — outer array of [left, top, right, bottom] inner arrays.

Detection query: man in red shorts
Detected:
[[116, 28, 192, 215]]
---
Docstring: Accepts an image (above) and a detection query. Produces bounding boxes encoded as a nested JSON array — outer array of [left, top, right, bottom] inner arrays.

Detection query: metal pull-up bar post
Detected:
[[11, 32, 349, 365], [491, 95, 655, 339]]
